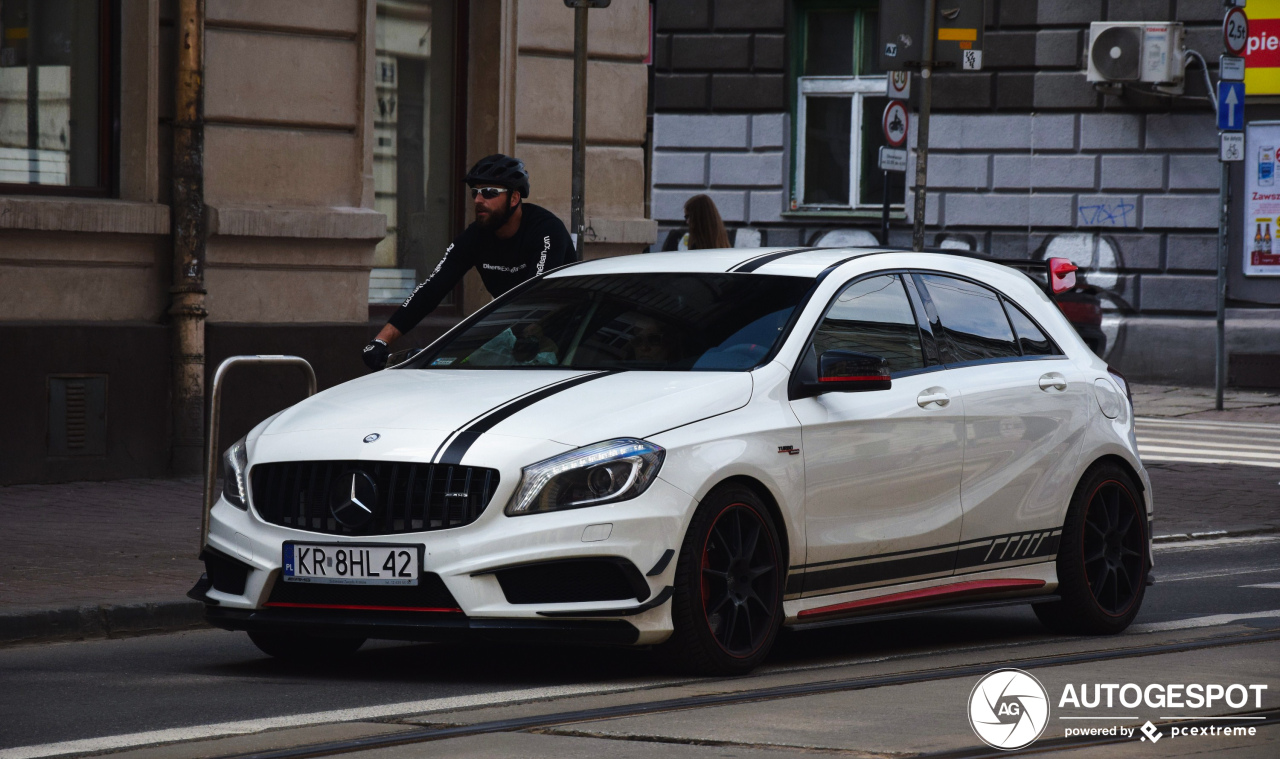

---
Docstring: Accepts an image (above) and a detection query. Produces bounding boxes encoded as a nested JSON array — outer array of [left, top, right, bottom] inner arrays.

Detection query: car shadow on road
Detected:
[[197, 606, 1055, 684]]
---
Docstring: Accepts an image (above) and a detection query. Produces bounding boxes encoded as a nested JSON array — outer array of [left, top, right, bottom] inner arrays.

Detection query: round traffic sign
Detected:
[[883, 101, 909, 147], [1224, 7, 1248, 56]]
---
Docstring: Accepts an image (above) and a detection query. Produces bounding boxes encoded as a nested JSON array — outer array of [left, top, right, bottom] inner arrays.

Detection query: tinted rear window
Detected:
[[408, 273, 814, 371], [1003, 302, 1060, 356]]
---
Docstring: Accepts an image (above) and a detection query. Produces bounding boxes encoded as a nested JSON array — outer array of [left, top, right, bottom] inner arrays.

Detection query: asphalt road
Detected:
[[5, 536, 1280, 754]]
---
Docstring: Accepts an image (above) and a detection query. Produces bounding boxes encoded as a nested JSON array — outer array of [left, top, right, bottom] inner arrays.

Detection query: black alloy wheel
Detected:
[[1035, 462, 1148, 635], [1081, 479, 1145, 616], [662, 484, 784, 675], [701, 505, 780, 657]]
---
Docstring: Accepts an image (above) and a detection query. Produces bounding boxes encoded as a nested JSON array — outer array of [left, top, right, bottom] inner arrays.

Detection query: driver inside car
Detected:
[[464, 320, 560, 366]]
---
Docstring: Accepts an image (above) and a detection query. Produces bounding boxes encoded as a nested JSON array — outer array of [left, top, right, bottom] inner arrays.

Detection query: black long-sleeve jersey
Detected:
[[387, 203, 576, 334]]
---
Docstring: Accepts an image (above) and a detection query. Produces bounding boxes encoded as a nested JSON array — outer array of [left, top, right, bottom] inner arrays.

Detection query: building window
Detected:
[[0, 0, 112, 194], [369, 0, 461, 310], [791, 2, 904, 212]]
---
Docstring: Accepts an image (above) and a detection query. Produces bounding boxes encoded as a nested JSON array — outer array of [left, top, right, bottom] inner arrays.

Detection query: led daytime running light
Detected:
[[221, 436, 249, 509], [507, 438, 664, 516]]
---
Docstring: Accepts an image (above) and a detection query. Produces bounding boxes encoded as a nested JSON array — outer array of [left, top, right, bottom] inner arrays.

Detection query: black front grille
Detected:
[[267, 572, 461, 611], [251, 461, 499, 536]]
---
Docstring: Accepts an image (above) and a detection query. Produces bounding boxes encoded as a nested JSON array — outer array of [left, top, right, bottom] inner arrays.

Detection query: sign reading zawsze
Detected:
[[1246, 1, 1280, 95]]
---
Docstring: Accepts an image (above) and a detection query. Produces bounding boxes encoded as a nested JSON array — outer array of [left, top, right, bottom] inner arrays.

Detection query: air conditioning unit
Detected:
[[1086, 22, 1185, 84]]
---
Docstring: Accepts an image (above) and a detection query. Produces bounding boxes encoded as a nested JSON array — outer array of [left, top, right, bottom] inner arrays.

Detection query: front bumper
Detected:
[[200, 475, 694, 645]]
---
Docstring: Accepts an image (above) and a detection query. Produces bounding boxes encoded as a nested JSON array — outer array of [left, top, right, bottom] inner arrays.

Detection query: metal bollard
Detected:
[[201, 355, 317, 553]]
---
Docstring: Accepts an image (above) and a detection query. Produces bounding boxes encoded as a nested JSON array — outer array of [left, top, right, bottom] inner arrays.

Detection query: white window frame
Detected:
[[794, 75, 895, 211]]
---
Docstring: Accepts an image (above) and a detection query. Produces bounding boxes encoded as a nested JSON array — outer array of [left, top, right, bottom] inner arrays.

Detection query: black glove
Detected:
[[362, 339, 390, 370]]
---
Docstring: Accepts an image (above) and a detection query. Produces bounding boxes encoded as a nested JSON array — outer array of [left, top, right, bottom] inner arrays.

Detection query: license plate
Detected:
[[282, 543, 420, 586]]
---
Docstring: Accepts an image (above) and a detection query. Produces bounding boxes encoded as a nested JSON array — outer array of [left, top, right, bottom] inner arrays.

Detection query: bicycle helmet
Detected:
[[465, 154, 531, 199]]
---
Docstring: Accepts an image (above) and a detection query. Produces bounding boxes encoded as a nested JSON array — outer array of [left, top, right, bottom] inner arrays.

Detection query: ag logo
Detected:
[[968, 669, 1050, 750]]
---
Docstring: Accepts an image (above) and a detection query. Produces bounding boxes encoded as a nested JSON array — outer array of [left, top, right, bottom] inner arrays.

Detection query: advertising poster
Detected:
[[1245, 0, 1280, 95], [1244, 121, 1280, 276]]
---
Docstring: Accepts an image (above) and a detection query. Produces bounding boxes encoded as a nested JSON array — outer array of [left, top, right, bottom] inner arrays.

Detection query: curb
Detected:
[[1152, 526, 1280, 544], [0, 600, 208, 647]]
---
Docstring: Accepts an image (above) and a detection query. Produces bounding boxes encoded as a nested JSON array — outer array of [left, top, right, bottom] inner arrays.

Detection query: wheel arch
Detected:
[[1082, 453, 1146, 501], [705, 474, 792, 572], [1075, 452, 1153, 564]]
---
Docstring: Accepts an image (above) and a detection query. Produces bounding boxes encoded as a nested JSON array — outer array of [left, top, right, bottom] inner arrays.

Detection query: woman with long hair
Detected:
[[683, 194, 731, 250]]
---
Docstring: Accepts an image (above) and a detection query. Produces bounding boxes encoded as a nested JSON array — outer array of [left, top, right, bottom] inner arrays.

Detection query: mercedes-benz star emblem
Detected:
[[363, 433, 380, 443], [330, 470, 378, 528]]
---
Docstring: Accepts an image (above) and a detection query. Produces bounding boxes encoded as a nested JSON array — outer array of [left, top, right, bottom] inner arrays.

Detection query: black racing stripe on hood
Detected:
[[436, 370, 623, 465], [729, 247, 821, 273]]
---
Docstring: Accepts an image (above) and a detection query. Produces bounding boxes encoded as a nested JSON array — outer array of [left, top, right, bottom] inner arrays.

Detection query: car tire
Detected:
[[1034, 462, 1148, 635], [660, 483, 785, 676], [247, 630, 366, 662]]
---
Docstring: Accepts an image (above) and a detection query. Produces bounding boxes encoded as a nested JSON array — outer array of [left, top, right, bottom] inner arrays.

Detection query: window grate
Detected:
[[48, 375, 107, 456]]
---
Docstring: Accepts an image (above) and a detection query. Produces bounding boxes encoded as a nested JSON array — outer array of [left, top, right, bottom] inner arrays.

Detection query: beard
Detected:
[[478, 199, 517, 230]]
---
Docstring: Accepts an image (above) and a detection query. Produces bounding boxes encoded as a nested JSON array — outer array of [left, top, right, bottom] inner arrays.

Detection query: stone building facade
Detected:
[[649, 0, 1280, 385], [0, 0, 652, 485]]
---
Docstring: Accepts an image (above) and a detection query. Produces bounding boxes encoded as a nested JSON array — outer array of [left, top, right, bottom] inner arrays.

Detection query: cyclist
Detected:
[[362, 154, 576, 369]]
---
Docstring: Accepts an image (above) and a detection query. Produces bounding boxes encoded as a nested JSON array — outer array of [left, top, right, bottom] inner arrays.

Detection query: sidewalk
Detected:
[[3, 384, 1279, 646]]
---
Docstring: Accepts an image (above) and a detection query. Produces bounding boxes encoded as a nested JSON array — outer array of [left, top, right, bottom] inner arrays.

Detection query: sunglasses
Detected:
[[470, 187, 510, 200]]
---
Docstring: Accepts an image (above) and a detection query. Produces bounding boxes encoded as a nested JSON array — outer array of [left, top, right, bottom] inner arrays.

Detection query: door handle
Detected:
[[1039, 373, 1068, 392], [917, 389, 950, 408]]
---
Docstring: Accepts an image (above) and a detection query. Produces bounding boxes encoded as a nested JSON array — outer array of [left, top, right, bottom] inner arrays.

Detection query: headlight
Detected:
[[506, 438, 665, 516], [220, 436, 249, 509]]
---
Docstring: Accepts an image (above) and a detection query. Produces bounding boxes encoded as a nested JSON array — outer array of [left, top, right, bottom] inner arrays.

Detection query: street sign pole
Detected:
[[912, 0, 938, 252], [1217, 159, 1229, 411], [1216, 6, 1246, 410], [881, 169, 891, 245]]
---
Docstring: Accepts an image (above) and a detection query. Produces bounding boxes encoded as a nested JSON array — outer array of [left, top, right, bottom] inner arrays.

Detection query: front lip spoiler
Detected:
[[204, 605, 640, 646]]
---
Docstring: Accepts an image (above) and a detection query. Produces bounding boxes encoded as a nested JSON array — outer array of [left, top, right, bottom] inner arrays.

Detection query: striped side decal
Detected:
[[793, 528, 1062, 597], [798, 578, 1047, 619], [433, 370, 622, 465], [728, 247, 821, 272]]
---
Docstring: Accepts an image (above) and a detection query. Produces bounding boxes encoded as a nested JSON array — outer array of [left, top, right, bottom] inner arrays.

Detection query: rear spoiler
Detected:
[[911, 248, 1079, 296]]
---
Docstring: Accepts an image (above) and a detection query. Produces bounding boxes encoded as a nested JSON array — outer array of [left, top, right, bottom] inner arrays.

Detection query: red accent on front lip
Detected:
[[797, 578, 1046, 619], [264, 602, 464, 613], [819, 375, 888, 382]]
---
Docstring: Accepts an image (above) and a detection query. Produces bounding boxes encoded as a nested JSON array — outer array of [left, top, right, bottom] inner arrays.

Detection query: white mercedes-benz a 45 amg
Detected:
[[193, 247, 1151, 675]]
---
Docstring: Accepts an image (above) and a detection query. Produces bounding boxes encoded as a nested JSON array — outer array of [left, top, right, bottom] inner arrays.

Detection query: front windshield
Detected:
[[406, 273, 814, 371]]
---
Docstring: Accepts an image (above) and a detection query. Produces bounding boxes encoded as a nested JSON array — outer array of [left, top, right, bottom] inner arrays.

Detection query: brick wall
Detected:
[[914, 0, 1225, 319], [652, 0, 787, 112], [648, 1, 1280, 382]]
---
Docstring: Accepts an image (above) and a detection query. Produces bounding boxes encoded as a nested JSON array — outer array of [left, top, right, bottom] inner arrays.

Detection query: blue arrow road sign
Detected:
[[1218, 81, 1245, 131]]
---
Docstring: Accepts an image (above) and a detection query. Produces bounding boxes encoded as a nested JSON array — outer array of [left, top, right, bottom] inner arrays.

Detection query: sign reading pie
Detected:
[[1246, 0, 1280, 95]]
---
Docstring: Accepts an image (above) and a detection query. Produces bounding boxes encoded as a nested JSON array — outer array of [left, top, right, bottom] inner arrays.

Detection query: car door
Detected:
[[911, 273, 1090, 576], [788, 272, 966, 598]]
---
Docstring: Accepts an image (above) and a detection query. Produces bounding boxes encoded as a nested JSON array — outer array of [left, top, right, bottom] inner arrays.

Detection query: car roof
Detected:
[[548, 247, 1032, 280], [549, 247, 871, 278]]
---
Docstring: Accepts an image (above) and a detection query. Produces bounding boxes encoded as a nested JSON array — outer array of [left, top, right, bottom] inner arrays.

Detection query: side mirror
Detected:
[[792, 350, 891, 399]]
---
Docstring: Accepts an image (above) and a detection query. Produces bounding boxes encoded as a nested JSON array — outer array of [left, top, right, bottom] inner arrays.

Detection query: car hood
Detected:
[[260, 369, 753, 446]]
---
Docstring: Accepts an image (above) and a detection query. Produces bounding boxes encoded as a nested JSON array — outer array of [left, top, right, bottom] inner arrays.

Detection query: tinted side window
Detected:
[[917, 275, 1020, 362], [813, 274, 924, 374], [1004, 301, 1060, 356]]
